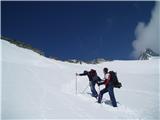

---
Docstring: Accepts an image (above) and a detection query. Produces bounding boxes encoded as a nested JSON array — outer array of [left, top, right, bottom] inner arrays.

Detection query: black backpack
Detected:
[[89, 69, 101, 83], [89, 69, 97, 77], [109, 71, 122, 88]]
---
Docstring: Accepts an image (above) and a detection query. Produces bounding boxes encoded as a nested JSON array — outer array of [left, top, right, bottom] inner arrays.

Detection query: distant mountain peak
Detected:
[[86, 58, 111, 64], [66, 58, 112, 64], [139, 48, 159, 60]]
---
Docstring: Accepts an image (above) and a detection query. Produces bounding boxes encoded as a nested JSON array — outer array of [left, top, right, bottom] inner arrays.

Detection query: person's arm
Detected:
[[98, 81, 105, 86], [97, 78, 105, 86], [97, 74, 107, 86], [97, 76, 102, 82], [76, 72, 88, 76]]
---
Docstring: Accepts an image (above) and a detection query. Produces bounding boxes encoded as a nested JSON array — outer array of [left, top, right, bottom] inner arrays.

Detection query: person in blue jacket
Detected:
[[76, 69, 101, 98]]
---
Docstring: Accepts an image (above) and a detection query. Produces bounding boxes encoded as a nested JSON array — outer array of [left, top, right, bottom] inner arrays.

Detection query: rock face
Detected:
[[139, 48, 159, 60], [67, 58, 111, 64], [86, 58, 111, 64], [67, 59, 83, 64]]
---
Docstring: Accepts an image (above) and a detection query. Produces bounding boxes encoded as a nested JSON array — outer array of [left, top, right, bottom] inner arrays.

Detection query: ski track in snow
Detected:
[[62, 80, 139, 119]]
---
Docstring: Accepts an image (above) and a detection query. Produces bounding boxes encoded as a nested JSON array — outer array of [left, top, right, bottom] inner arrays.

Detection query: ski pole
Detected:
[[75, 73, 78, 95], [81, 84, 89, 94]]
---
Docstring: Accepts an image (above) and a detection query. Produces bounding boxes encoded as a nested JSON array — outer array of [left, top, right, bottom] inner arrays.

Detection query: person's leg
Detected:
[[89, 82, 98, 97], [92, 82, 98, 97], [98, 87, 108, 103], [108, 85, 117, 107]]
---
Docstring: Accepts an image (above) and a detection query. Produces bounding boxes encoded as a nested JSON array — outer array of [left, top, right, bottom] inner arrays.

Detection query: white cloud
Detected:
[[132, 2, 160, 58]]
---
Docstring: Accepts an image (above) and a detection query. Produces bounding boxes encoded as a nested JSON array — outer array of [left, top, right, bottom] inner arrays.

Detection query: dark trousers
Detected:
[[98, 85, 117, 107], [89, 81, 98, 97]]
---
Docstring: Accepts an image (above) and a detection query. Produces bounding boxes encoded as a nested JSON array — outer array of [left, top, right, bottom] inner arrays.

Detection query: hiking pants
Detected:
[[98, 85, 117, 107], [89, 81, 98, 97]]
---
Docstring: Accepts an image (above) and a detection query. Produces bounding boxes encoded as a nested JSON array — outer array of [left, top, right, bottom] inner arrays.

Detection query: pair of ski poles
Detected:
[[75, 73, 100, 95]]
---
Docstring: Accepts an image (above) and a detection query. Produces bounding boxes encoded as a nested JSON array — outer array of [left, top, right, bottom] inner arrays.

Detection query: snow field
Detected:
[[1, 39, 159, 119]]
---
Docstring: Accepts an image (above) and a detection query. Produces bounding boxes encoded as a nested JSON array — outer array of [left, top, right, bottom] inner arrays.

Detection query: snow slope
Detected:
[[1, 39, 159, 119]]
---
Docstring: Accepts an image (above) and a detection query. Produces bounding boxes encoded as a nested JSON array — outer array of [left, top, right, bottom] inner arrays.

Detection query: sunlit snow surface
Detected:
[[1, 39, 159, 119]]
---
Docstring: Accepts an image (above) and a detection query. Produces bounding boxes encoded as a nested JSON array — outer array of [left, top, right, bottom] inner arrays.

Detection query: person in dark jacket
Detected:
[[97, 68, 117, 107], [76, 69, 101, 98]]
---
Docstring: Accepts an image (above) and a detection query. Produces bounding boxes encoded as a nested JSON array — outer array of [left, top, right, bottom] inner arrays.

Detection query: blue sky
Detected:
[[1, 1, 155, 60]]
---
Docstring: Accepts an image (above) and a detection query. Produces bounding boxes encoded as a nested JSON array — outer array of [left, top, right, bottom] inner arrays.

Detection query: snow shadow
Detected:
[[103, 99, 120, 106]]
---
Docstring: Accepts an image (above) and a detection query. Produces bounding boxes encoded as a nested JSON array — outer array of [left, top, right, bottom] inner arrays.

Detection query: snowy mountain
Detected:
[[66, 58, 111, 64], [139, 48, 159, 60], [87, 58, 111, 64], [67, 59, 83, 64], [1, 39, 159, 119]]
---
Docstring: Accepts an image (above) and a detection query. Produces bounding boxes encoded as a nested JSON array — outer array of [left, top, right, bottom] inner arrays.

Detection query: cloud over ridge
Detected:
[[132, 2, 160, 58]]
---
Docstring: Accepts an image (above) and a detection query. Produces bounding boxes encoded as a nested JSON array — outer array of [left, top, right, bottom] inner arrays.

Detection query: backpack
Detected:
[[89, 69, 101, 83], [89, 69, 97, 77], [109, 71, 122, 88]]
